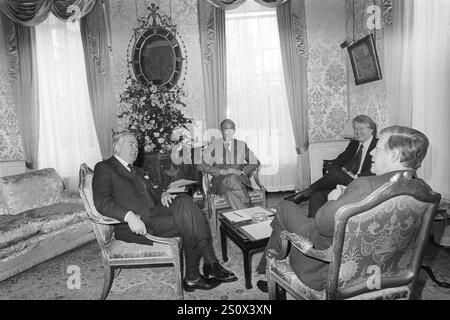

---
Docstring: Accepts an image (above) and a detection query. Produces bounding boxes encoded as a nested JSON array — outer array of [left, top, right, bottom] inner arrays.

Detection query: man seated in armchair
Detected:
[[198, 119, 261, 210], [92, 131, 237, 292], [256, 125, 431, 292], [286, 115, 378, 218]]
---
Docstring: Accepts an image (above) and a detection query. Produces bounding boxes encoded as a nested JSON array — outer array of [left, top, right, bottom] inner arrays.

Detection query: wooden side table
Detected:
[[219, 212, 270, 289]]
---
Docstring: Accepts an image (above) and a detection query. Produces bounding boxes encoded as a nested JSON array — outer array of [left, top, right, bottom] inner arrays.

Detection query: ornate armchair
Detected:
[[78, 164, 183, 300], [201, 167, 266, 230], [266, 172, 441, 300]]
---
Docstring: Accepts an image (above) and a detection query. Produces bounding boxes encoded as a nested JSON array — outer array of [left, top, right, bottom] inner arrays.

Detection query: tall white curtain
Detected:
[[225, 1, 297, 191], [411, 0, 450, 198], [384, 0, 414, 127], [36, 14, 102, 190]]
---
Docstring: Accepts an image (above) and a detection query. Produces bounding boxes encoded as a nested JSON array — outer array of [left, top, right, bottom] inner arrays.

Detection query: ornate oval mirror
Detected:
[[127, 3, 186, 90]]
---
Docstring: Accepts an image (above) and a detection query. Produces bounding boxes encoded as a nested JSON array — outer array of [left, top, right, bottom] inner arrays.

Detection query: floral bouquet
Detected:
[[117, 77, 193, 153]]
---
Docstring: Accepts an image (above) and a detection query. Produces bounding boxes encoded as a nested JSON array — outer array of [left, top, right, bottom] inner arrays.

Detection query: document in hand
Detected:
[[167, 179, 198, 193]]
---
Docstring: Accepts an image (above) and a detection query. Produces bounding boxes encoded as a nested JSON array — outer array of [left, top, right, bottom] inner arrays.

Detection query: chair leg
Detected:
[[212, 207, 217, 232], [100, 265, 115, 300], [267, 274, 277, 300], [174, 245, 184, 300]]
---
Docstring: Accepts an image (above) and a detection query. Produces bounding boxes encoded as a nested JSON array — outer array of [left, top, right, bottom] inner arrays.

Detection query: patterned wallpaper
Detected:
[[345, 0, 388, 134], [306, 0, 349, 143], [0, 17, 25, 161], [109, 0, 206, 130]]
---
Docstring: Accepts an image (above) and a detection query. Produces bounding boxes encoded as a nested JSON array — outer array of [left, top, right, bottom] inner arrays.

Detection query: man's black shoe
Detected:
[[183, 276, 221, 292], [203, 262, 238, 283], [284, 189, 311, 204], [257, 280, 268, 293]]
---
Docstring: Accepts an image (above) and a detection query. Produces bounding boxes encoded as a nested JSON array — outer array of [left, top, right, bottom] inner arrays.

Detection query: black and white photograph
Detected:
[[0, 0, 449, 307]]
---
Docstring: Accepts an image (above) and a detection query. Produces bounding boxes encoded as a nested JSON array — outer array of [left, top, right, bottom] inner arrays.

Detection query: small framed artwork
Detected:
[[347, 34, 382, 85]]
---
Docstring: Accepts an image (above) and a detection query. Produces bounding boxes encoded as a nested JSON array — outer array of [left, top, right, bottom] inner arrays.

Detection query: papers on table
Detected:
[[222, 211, 253, 224], [221, 206, 275, 224], [166, 179, 198, 193], [238, 219, 273, 241]]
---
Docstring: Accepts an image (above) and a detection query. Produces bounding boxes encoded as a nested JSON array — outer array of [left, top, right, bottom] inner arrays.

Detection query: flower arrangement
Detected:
[[117, 78, 193, 153]]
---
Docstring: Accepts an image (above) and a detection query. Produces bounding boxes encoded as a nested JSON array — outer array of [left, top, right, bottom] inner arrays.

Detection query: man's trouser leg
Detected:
[[256, 200, 311, 274], [216, 174, 250, 210]]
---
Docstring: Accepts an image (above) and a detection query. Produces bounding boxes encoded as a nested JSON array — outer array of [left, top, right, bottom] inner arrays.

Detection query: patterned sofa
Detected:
[[0, 168, 95, 281]]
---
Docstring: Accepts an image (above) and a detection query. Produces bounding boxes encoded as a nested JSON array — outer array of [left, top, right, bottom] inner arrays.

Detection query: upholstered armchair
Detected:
[[266, 172, 441, 300], [201, 167, 266, 230], [78, 164, 183, 300]]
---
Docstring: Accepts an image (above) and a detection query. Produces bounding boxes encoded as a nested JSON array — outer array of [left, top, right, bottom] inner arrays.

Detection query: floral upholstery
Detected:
[[0, 168, 94, 281], [0, 203, 86, 250], [267, 173, 441, 300], [0, 199, 8, 216], [0, 168, 64, 215], [108, 240, 174, 259], [0, 214, 40, 250], [337, 196, 427, 294], [270, 258, 326, 300]]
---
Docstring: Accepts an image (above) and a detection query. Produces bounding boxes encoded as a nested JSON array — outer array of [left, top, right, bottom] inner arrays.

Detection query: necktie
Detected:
[[128, 164, 156, 205], [346, 144, 363, 175]]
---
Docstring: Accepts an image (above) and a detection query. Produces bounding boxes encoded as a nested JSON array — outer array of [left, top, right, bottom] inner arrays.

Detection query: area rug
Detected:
[[1, 199, 450, 300]]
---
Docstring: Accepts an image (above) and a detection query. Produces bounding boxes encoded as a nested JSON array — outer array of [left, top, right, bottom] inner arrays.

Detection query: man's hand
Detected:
[[328, 185, 347, 201], [125, 212, 147, 235], [161, 192, 177, 207]]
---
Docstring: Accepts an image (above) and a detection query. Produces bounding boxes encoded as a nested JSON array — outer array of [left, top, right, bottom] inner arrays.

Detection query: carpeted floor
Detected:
[[1, 193, 450, 300]]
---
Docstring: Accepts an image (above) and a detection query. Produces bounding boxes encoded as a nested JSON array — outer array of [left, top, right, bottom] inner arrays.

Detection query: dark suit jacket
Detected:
[[331, 137, 378, 177], [198, 138, 260, 193], [289, 170, 419, 291], [92, 156, 164, 235]]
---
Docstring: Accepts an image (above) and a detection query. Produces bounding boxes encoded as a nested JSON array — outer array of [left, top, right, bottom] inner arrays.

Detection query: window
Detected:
[[225, 1, 297, 191], [36, 14, 101, 189]]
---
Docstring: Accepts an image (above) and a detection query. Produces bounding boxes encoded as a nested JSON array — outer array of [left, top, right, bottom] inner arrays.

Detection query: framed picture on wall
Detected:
[[347, 34, 382, 85]]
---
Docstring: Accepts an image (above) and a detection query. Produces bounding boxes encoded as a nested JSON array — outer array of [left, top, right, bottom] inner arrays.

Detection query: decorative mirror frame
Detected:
[[127, 3, 187, 90]]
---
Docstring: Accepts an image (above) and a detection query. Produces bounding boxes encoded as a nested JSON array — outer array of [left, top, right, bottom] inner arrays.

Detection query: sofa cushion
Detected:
[[21, 203, 87, 233], [0, 203, 87, 250], [0, 215, 40, 250], [0, 168, 64, 215], [0, 198, 8, 216]]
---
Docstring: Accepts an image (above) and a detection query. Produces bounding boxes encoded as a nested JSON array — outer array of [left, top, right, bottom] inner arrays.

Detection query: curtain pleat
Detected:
[[1, 12, 40, 169], [198, 0, 227, 133], [80, 0, 115, 159], [0, 0, 96, 26], [276, 0, 310, 189], [206, 0, 288, 10], [384, 0, 414, 127]]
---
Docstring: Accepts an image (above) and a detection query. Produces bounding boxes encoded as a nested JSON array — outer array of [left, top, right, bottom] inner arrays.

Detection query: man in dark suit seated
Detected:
[[287, 115, 378, 218], [198, 119, 261, 210], [256, 125, 431, 292], [92, 131, 237, 292]]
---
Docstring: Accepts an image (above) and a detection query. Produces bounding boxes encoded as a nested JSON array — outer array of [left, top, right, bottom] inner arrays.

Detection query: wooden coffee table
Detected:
[[219, 210, 272, 289]]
